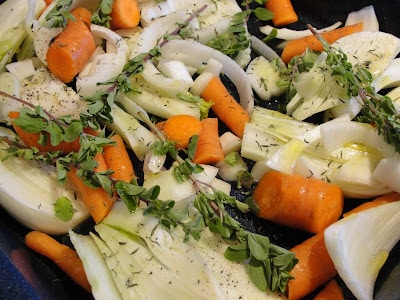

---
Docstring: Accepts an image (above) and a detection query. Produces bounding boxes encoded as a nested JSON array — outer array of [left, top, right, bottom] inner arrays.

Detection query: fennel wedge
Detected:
[[324, 201, 400, 300], [70, 201, 283, 300]]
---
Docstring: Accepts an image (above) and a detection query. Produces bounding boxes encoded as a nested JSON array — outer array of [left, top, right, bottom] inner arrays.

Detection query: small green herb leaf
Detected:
[[54, 196, 75, 222]]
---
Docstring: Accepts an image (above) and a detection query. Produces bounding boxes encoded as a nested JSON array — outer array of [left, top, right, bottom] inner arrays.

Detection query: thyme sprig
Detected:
[[308, 24, 400, 153]]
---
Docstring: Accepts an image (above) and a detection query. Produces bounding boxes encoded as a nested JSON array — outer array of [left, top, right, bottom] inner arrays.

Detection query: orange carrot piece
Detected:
[[281, 23, 363, 64], [103, 134, 136, 182], [287, 232, 337, 300], [9, 111, 98, 153], [110, 0, 141, 29], [46, 7, 96, 83], [192, 118, 224, 164], [252, 170, 344, 234], [162, 114, 202, 149], [70, 6, 93, 26], [343, 192, 400, 218], [67, 153, 117, 223], [201, 75, 250, 138], [266, 0, 298, 27], [24, 231, 91, 293], [313, 279, 344, 300]]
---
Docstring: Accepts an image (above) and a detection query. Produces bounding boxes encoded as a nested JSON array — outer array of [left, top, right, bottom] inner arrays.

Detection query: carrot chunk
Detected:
[[25, 231, 91, 292], [343, 192, 400, 218], [266, 0, 298, 27], [314, 279, 344, 300], [9, 111, 97, 153], [103, 134, 136, 182], [162, 114, 202, 149], [67, 152, 117, 223], [46, 7, 96, 83], [287, 232, 337, 300], [110, 0, 141, 29], [192, 118, 224, 164], [201, 75, 250, 138], [281, 23, 363, 64], [252, 170, 344, 233]]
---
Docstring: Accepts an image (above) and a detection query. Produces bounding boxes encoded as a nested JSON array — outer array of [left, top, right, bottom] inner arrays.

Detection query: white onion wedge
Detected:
[[143, 151, 166, 175], [330, 154, 392, 198], [259, 21, 342, 41], [324, 201, 400, 300], [250, 35, 283, 66], [319, 120, 396, 158], [215, 153, 247, 182], [129, 10, 189, 58], [372, 155, 400, 193], [76, 24, 129, 97], [161, 39, 254, 113], [141, 60, 193, 97], [345, 5, 379, 32], [373, 58, 400, 91], [219, 131, 241, 155]]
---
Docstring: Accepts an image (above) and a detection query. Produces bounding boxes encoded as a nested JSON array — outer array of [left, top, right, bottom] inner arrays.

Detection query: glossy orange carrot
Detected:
[[281, 23, 363, 64], [162, 114, 202, 149], [103, 134, 136, 182], [46, 7, 96, 83], [266, 0, 298, 26], [110, 0, 141, 29], [287, 231, 337, 300], [67, 152, 117, 223], [9, 111, 98, 153], [313, 279, 344, 300], [343, 192, 400, 218], [201, 75, 250, 138], [25, 231, 91, 292], [70, 6, 92, 25], [252, 170, 344, 233], [192, 118, 224, 164]]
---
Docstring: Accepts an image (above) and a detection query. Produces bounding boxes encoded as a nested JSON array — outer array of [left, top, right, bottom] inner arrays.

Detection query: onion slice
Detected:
[[76, 24, 129, 97], [259, 21, 342, 41], [161, 39, 254, 113], [345, 5, 379, 32], [250, 35, 284, 66]]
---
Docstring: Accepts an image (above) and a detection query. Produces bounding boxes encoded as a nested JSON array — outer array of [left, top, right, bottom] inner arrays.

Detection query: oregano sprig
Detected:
[[194, 190, 297, 293], [83, 4, 209, 122]]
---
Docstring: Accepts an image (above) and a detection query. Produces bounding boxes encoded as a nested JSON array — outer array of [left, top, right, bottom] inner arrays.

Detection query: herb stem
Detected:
[[0, 91, 70, 128]]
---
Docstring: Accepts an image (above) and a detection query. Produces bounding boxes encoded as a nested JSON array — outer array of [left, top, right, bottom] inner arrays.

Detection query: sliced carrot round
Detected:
[[163, 114, 202, 149], [110, 0, 141, 29]]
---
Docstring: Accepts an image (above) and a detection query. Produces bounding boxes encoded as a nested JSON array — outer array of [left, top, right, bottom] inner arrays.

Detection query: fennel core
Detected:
[[306, 24, 400, 153]]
